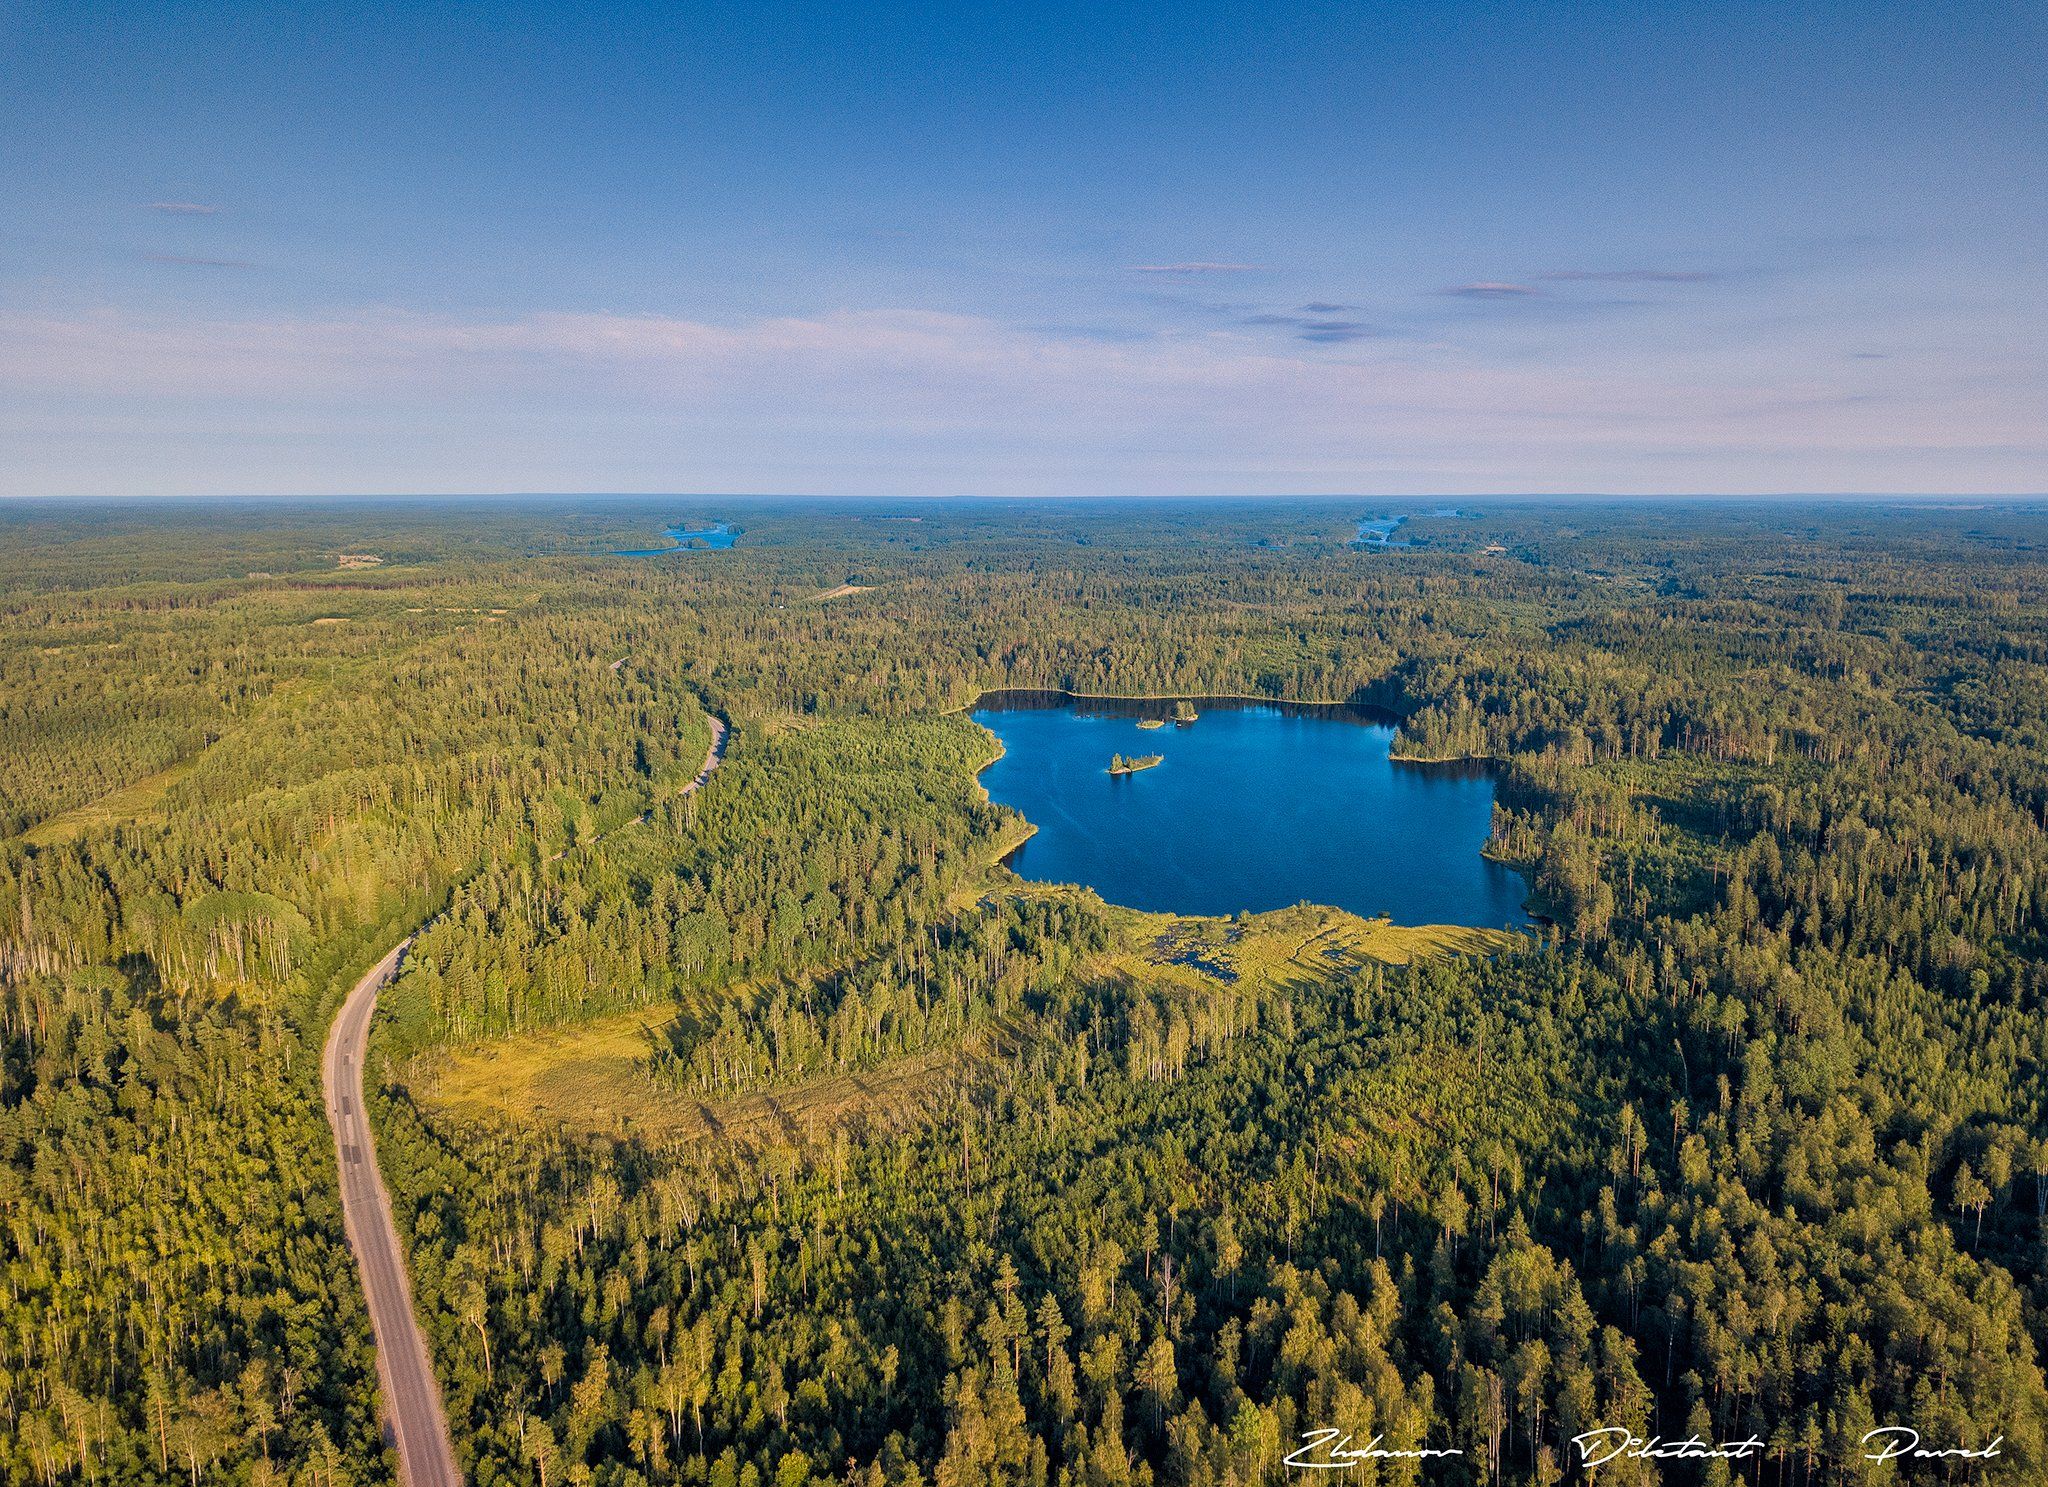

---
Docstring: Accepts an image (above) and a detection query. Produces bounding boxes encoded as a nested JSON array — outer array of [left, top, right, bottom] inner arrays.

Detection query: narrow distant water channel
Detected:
[[1352, 507, 1464, 548], [972, 692, 1529, 927], [616, 522, 738, 555]]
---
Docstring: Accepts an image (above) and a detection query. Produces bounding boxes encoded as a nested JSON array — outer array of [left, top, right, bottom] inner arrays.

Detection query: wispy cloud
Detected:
[[1440, 282, 1542, 299], [1296, 322, 1376, 344], [1242, 309, 1380, 344], [1142, 293, 1260, 318], [148, 201, 219, 215], [145, 252, 257, 269], [1130, 262, 1259, 275], [1541, 269, 1716, 284], [3, 304, 2039, 496]]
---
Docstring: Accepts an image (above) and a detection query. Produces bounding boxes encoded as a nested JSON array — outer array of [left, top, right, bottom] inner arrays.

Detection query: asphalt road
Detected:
[[323, 712, 727, 1484], [323, 937, 464, 1486]]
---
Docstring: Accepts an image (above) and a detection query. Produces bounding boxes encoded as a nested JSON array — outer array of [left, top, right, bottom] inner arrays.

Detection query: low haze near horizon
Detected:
[[3, 1, 2042, 498]]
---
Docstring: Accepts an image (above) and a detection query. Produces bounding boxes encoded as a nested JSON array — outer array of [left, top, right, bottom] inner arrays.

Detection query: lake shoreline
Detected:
[[955, 686, 1499, 771], [968, 692, 1531, 928], [948, 685, 1400, 721]]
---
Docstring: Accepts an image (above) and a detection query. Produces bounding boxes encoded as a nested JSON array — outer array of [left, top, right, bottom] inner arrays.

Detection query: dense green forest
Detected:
[[3, 498, 2045, 1484]]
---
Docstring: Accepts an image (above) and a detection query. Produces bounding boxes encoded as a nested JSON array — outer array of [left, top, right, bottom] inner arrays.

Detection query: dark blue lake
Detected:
[[972, 693, 1529, 927]]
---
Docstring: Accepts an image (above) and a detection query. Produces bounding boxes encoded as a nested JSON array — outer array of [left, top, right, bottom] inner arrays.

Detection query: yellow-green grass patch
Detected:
[[418, 1004, 1000, 1145], [415, 896, 1521, 1144], [24, 758, 198, 845]]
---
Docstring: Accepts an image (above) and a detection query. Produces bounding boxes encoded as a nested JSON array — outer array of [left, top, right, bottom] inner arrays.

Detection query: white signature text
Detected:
[[1860, 1427, 2002, 1463], [1570, 1430, 1766, 1467], [1285, 1428, 1464, 1470]]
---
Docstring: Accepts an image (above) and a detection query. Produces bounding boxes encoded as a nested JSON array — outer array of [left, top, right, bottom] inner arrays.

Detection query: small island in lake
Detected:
[[1109, 752, 1164, 775], [1173, 700, 1198, 724], [1136, 718, 1165, 730]]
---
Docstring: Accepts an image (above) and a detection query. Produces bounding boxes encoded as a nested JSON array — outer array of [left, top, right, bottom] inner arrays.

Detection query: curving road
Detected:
[[325, 712, 727, 1485]]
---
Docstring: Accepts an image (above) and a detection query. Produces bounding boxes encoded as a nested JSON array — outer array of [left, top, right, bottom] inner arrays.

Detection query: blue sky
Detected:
[[3, 0, 2042, 496]]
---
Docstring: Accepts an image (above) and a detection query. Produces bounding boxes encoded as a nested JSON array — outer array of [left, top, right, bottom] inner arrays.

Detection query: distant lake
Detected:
[[972, 692, 1529, 927], [616, 522, 737, 555], [1353, 507, 1464, 548]]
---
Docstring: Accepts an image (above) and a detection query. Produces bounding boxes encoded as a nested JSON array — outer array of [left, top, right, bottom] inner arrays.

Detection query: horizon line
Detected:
[[5, 491, 2046, 505]]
